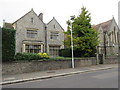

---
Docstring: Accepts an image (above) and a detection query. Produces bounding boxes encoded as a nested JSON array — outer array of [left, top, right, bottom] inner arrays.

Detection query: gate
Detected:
[[98, 54, 104, 64]]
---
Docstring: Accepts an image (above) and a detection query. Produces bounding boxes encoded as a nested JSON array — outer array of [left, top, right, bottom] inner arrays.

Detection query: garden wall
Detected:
[[2, 58, 96, 75], [104, 56, 118, 64], [2, 56, 118, 75]]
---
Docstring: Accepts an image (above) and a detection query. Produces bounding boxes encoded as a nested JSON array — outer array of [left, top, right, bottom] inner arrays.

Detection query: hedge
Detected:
[[59, 48, 71, 57], [14, 53, 49, 61], [15, 53, 40, 61], [59, 48, 96, 57], [2, 28, 16, 62]]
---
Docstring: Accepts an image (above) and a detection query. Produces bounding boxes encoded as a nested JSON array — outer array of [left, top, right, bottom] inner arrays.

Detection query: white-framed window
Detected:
[[25, 44, 41, 53], [27, 30, 37, 38], [49, 46, 60, 56], [50, 32, 59, 40]]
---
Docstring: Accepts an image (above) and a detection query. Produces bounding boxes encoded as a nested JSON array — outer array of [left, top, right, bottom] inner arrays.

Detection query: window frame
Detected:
[[49, 46, 60, 56], [25, 44, 41, 53], [26, 30, 37, 38], [50, 32, 59, 40]]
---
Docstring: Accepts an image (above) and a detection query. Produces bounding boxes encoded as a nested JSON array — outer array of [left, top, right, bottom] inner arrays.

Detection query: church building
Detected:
[[93, 17, 120, 56]]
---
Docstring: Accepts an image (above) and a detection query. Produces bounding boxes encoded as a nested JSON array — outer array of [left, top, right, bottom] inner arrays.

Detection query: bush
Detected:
[[2, 28, 16, 62], [15, 53, 41, 61], [59, 47, 96, 57], [59, 48, 71, 57], [15, 53, 50, 61], [38, 53, 49, 59]]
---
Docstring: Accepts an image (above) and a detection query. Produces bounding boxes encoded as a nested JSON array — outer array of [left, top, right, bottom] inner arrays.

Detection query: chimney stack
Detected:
[[3, 19, 5, 28]]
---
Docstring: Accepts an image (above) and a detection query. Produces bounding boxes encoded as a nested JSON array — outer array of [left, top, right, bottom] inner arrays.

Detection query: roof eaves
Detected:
[[12, 10, 32, 25], [12, 9, 45, 26]]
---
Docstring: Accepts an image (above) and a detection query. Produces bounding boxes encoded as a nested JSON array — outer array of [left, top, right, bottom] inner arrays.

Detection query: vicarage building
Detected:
[[3, 9, 64, 56]]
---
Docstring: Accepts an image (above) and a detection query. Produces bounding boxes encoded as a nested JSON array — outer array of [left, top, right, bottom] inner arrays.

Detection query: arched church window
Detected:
[[114, 26, 116, 43]]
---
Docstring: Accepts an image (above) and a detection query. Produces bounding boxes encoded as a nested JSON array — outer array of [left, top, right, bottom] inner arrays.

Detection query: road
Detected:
[[3, 67, 118, 88]]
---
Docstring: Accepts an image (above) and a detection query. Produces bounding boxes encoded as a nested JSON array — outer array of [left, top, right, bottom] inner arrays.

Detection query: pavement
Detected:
[[1, 64, 118, 85]]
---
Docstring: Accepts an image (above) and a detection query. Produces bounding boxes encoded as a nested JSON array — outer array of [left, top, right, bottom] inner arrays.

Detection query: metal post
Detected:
[[96, 46, 99, 65], [104, 32, 106, 57], [70, 20, 74, 68]]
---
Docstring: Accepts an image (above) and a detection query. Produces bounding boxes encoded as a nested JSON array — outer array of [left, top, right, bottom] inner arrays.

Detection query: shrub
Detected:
[[38, 53, 49, 59], [15, 53, 40, 61], [2, 28, 16, 62], [59, 47, 96, 57], [59, 48, 71, 57], [15, 53, 50, 61]]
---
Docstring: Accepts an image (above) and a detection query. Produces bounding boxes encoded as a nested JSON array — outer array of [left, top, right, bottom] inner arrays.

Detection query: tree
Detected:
[[2, 28, 16, 62], [64, 7, 99, 57]]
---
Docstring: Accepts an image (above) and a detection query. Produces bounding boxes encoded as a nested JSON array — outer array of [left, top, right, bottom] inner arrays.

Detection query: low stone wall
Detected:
[[104, 56, 118, 64], [2, 56, 118, 75], [2, 58, 97, 75]]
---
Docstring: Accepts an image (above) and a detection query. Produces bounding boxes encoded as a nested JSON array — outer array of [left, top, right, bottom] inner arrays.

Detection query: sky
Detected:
[[0, 0, 120, 30]]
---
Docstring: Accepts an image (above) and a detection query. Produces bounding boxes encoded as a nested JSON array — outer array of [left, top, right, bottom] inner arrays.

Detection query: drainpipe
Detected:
[[45, 25, 47, 53]]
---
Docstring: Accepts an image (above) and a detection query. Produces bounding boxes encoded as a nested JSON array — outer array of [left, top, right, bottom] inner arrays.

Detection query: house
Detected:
[[93, 17, 120, 56], [3, 9, 64, 56]]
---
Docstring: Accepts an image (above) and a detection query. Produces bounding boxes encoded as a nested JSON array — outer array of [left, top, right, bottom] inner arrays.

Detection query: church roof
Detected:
[[93, 19, 112, 32]]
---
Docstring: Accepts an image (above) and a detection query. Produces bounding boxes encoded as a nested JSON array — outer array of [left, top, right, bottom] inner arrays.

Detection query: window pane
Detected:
[[49, 46, 60, 56], [50, 32, 59, 40], [27, 30, 37, 38], [25, 44, 41, 53]]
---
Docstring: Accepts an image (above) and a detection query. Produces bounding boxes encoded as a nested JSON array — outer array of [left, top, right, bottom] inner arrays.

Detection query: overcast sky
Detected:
[[0, 0, 120, 30]]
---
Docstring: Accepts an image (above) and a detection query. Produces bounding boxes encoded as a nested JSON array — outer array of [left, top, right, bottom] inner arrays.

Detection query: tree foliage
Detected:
[[63, 7, 99, 57], [2, 28, 16, 62]]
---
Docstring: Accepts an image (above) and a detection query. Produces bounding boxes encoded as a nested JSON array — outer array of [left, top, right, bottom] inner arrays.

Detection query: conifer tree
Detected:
[[64, 7, 99, 57]]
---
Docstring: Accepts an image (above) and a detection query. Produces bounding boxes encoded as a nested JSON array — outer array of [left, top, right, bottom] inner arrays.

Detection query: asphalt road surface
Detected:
[[3, 67, 118, 88]]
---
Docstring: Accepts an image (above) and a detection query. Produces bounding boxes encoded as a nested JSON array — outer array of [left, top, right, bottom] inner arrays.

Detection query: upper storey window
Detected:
[[31, 17, 34, 23], [27, 30, 37, 38], [54, 25, 56, 29], [50, 32, 59, 40]]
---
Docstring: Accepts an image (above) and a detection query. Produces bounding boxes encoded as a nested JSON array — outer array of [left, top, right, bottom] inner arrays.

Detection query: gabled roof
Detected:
[[12, 9, 45, 25], [47, 17, 64, 31], [93, 19, 112, 32], [92, 24, 101, 30]]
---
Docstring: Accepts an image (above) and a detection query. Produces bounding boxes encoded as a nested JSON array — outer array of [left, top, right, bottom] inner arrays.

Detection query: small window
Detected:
[[54, 25, 56, 28], [31, 18, 33, 23]]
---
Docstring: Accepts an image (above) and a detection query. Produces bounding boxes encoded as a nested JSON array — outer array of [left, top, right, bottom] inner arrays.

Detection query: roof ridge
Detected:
[[12, 9, 32, 24], [96, 19, 112, 26], [12, 9, 45, 25], [47, 17, 64, 31]]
